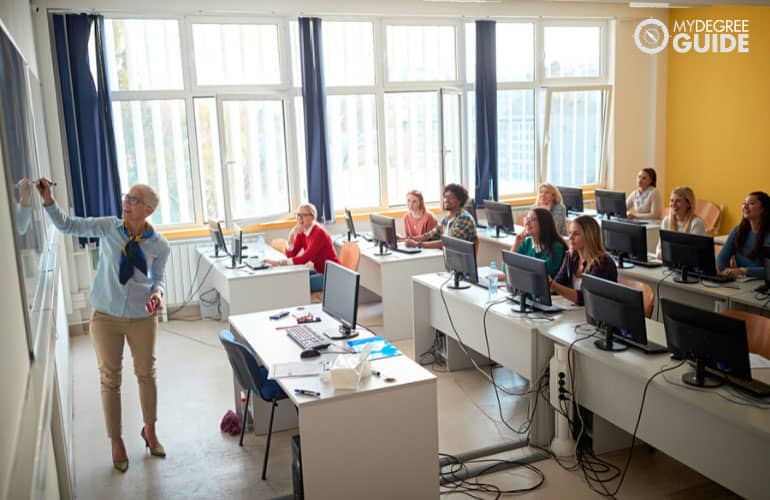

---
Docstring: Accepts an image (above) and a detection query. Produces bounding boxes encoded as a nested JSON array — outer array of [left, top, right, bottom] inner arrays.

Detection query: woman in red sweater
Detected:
[[264, 203, 340, 291]]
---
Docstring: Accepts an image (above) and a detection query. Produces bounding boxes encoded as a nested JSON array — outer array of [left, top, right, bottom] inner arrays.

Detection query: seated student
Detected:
[[508, 208, 566, 278], [400, 189, 437, 240], [626, 168, 662, 220], [549, 215, 618, 305], [264, 203, 340, 292], [717, 191, 770, 279], [533, 183, 567, 235], [656, 186, 707, 258], [405, 184, 477, 250]]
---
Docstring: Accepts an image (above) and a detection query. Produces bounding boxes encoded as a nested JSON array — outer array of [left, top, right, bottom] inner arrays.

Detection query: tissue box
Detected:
[[329, 354, 370, 390]]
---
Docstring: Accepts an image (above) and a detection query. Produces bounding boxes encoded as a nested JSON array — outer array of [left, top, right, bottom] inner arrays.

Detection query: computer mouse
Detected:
[[301, 349, 321, 359]]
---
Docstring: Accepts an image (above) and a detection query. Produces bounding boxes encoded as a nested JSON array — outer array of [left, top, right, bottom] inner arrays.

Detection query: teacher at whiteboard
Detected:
[[37, 179, 170, 473]]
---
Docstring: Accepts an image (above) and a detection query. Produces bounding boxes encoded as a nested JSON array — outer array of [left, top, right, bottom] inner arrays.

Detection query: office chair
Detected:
[[720, 311, 770, 360], [219, 330, 289, 480], [340, 241, 361, 272], [619, 278, 655, 319]]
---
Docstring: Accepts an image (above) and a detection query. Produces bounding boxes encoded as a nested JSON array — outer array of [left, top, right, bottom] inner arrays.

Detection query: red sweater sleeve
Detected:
[[286, 226, 340, 274]]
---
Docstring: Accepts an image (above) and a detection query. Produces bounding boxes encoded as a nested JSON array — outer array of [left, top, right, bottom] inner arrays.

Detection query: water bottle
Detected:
[[256, 234, 266, 260], [488, 261, 498, 300]]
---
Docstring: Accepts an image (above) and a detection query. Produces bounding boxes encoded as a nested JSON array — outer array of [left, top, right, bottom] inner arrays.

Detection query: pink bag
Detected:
[[220, 409, 242, 436]]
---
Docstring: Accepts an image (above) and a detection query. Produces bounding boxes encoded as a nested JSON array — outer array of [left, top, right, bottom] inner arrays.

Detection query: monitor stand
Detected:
[[682, 358, 722, 388], [594, 326, 629, 352], [225, 256, 246, 270], [210, 245, 228, 259], [447, 271, 470, 290], [616, 253, 634, 269], [324, 325, 359, 341], [510, 291, 536, 314], [673, 266, 699, 284], [488, 226, 513, 238], [375, 241, 391, 256]]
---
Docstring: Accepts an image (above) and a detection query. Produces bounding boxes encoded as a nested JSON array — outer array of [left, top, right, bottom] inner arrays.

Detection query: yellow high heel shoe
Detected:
[[141, 427, 167, 458], [113, 459, 129, 473]]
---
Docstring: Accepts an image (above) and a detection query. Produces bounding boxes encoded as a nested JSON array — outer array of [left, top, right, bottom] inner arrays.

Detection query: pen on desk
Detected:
[[371, 370, 381, 377], [294, 388, 321, 398]]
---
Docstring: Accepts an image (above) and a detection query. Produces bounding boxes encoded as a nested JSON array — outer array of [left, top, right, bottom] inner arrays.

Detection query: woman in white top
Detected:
[[626, 168, 661, 220], [656, 186, 706, 258]]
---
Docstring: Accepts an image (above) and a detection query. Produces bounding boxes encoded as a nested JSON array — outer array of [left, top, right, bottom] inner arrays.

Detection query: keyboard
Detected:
[[705, 367, 770, 397], [628, 257, 663, 268], [359, 232, 373, 242], [614, 335, 668, 354], [613, 217, 647, 225], [286, 324, 331, 351], [245, 259, 270, 270], [393, 245, 421, 254], [510, 296, 564, 313], [692, 271, 734, 283]]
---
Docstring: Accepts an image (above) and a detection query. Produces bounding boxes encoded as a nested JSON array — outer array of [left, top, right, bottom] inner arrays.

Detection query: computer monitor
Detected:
[[659, 230, 719, 284], [208, 220, 229, 258], [226, 224, 246, 269], [661, 298, 751, 388], [756, 246, 770, 293], [601, 220, 648, 269], [344, 208, 357, 241], [464, 198, 485, 228], [484, 200, 515, 238], [558, 186, 584, 214], [370, 214, 397, 256], [582, 274, 649, 352], [501, 250, 552, 314], [441, 235, 478, 289], [322, 261, 360, 339], [595, 189, 626, 219]]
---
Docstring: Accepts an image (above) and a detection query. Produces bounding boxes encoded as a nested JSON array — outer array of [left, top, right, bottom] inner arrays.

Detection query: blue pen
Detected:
[[294, 388, 321, 397]]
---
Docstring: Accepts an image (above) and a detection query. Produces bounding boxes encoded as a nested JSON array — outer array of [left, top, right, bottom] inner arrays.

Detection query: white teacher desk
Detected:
[[229, 305, 439, 499], [541, 316, 770, 500], [196, 246, 310, 318]]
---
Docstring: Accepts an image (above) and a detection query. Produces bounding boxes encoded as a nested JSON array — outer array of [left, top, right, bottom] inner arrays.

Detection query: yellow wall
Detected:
[[666, 6, 770, 233]]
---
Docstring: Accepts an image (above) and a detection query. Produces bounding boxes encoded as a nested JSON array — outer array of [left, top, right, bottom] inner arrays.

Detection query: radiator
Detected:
[[166, 237, 209, 307]]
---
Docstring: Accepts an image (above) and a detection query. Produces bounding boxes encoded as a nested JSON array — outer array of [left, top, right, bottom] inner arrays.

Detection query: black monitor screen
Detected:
[[582, 274, 648, 352], [442, 235, 478, 288], [502, 250, 551, 309], [595, 189, 626, 219], [659, 230, 718, 281], [370, 214, 397, 253], [464, 198, 478, 224], [761, 246, 770, 289], [661, 298, 751, 386], [322, 261, 360, 335], [558, 186, 583, 213], [602, 220, 648, 266], [209, 220, 229, 256], [484, 200, 514, 237], [233, 230, 242, 263], [344, 208, 357, 238]]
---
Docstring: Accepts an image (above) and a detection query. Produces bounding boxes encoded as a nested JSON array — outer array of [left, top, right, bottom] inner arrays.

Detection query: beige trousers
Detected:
[[90, 311, 158, 438]]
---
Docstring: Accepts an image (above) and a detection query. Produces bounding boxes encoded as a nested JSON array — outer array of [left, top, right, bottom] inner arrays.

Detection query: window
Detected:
[[386, 25, 456, 82], [496, 23, 534, 83], [543, 25, 602, 79], [497, 90, 536, 195], [323, 22, 375, 87]]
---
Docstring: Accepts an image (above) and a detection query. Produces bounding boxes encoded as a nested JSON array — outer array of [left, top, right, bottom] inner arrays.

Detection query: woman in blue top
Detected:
[[37, 179, 170, 473], [510, 208, 567, 278], [717, 191, 770, 279]]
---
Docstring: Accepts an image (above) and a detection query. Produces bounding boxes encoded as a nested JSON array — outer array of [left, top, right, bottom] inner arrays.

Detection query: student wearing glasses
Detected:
[[399, 189, 437, 239], [533, 183, 568, 235], [405, 184, 477, 249], [36, 179, 170, 473], [510, 208, 567, 278], [717, 191, 770, 278], [264, 203, 340, 292], [625, 168, 661, 220], [549, 215, 617, 305]]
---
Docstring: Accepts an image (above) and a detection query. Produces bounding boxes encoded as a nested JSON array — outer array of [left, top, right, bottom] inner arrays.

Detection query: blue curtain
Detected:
[[298, 17, 334, 223], [53, 14, 122, 236], [475, 20, 498, 203]]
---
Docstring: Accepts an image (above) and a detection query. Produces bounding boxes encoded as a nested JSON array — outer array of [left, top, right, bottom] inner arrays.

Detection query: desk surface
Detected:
[[198, 245, 309, 281], [618, 264, 755, 300]]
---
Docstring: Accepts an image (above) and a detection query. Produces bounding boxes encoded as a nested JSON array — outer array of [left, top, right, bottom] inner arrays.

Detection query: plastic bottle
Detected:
[[488, 261, 498, 300], [256, 234, 266, 259]]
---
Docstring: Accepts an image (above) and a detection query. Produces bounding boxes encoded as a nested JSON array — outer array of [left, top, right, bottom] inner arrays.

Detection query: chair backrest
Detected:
[[618, 278, 655, 319], [720, 310, 770, 360], [270, 238, 287, 254], [339, 241, 361, 271], [694, 199, 722, 235], [219, 330, 277, 401]]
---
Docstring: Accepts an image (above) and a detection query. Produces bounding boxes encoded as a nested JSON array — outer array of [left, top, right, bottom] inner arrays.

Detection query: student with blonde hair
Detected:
[[656, 186, 706, 258], [533, 182, 567, 235], [401, 189, 437, 239], [550, 215, 617, 305]]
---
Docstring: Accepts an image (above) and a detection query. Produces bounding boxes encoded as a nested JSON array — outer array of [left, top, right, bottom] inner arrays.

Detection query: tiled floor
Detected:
[[70, 303, 737, 499]]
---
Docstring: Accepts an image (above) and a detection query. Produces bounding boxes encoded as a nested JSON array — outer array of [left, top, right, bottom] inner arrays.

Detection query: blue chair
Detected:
[[219, 330, 289, 480]]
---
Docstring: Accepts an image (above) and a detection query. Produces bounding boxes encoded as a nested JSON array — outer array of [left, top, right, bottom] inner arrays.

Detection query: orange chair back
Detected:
[[339, 241, 361, 272], [720, 310, 770, 360], [694, 199, 723, 235], [618, 278, 655, 319], [270, 238, 287, 254]]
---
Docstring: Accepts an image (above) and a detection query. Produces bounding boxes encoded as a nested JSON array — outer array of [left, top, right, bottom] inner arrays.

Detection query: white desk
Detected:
[[412, 272, 585, 447], [229, 305, 439, 499], [196, 246, 310, 317], [335, 237, 445, 341], [729, 288, 770, 315], [476, 225, 525, 268], [541, 317, 770, 500]]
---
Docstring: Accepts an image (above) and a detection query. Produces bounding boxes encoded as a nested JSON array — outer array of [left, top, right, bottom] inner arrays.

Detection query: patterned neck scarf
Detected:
[[119, 221, 154, 285]]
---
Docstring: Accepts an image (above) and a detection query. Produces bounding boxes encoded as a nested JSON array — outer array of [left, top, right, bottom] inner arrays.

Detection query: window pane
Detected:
[[327, 95, 380, 209], [112, 100, 194, 225], [192, 24, 280, 85], [193, 98, 224, 221], [104, 19, 183, 91], [294, 96, 307, 201], [290, 21, 301, 88], [498, 90, 536, 195], [323, 22, 375, 87], [386, 25, 456, 82], [221, 100, 289, 219], [547, 90, 605, 186], [544, 26, 601, 79], [497, 23, 534, 82], [442, 93, 462, 186], [466, 90, 476, 193], [385, 92, 440, 206], [465, 23, 475, 84]]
